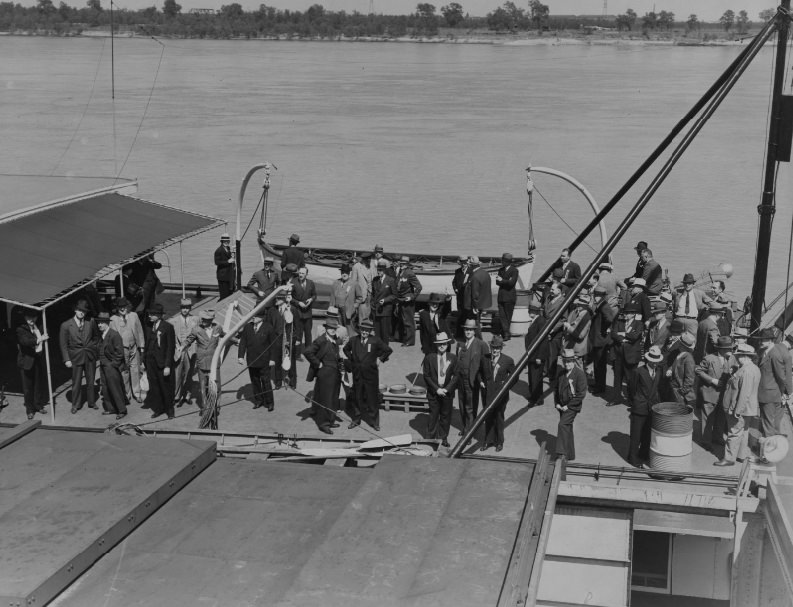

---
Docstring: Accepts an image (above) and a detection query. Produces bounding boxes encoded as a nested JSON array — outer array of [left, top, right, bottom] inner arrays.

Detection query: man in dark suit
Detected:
[[238, 308, 276, 411], [268, 291, 296, 389], [214, 233, 235, 300], [290, 266, 317, 356], [281, 234, 305, 282], [466, 256, 492, 339], [392, 255, 423, 347], [143, 303, 176, 419], [343, 319, 392, 430], [17, 308, 49, 419], [555, 348, 587, 461], [524, 303, 549, 407], [304, 319, 343, 434], [589, 286, 616, 396], [483, 336, 515, 452], [452, 255, 469, 337], [628, 346, 662, 467], [456, 318, 491, 436], [422, 331, 458, 447], [496, 252, 519, 341], [639, 248, 663, 296], [96, 312, 128, 419], [133, 254, 163, 314], [609, 303, 644, 407], [59, 299, 100, 413], [552, 248, 581, 293], [756, 328, 793, 437], [372, 260, 397, 343], [247, 256, 279, 301], [419, 293, 447, 354]]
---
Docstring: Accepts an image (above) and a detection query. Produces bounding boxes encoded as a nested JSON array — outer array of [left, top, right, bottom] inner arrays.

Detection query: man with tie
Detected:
[[393, 255, 423, 347], [696, 335, 733, 452], [673, 273, 712, 335], [372, 260, 397, 343], [238, 308, 276, 411], [495, 252, 519, 341], [247, 256, 279, 301], [455, 318, 491, 436], [143, 303, 176, 419], [329, 263, 361, 329], [350, 252, 374, 329], [96, 312, 128, 420], [483, 335, 515, 452], [695, 302, 725, 364], [290, 266, 317, 357], [169, 298, 199, 406], [59, 299, 100, 414], [110, 297, 146, 403], [214, 233, 235, 299], [628, 346, 663, 467], [418, 292, 447, 354], [184, 310, 226, 414], [422, 331, 458, 447], [17, 308, 49, 419], [589, 287, 616, 397], [555, 348, 587, 461], [343, 319, 392, 430]]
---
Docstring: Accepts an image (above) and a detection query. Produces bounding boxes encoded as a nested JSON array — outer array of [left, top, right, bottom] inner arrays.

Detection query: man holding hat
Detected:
[[247, 256, 280, 302], [350, 251, 374, 328], [554, 349, 587, 461], [464, 257, 492, 339], [756, 327, 792, 438], [496, 253, 519, 341], [419, 293, 448, 355], [281, 234, 305, 281], [628, 345, 663, 467], [238, 308, 276, 411], [214, 233, 235, 300], [422, 332, 458, 447], [609, 303, 644, 407], [589, 286, 616, 396], [343, 318, 392, 430], [59, 299, 100, 413], [673, 273, 712, 336], [184, 309, 226, 414], [96, 312, 128, 419], [483, 336, 515, 452], [304, 318, 343, 434], [696, 335, 733, 451], [716, 343, 762, 466], [392, 255, 423, 347], [143, 302, 176, 419], [372, 260, 397, 343], [669, 332, 696, 407], [16, 308, 49, 419], [111, 297, 146, 403], [169, 298, 199, 405], [456, 318, 491, 436]]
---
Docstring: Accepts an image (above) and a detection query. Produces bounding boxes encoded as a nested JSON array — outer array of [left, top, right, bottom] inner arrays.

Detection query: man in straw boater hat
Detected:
[[16, 307, 49, 419], [756, 327, 793, 439], [143, 302, 176, 419], [496, 252, 519, 342], [628, 345, 663, 468], [695, 335, 734, 453], [238, 307, 276, 411], [456, 318, 491, 437], [418, 292, 447, 355], [483, 335, 515, 453], [554, 348, 587, 461], [214, 233, 236, 300], [343, 318, 392, 431], [715, 343, 762, 467], [669, 332, 696, 408], [304, 317, 343, 434], [110, 296, 146, 403], [184, 309, 226, 415], [59, 299, 100, 414], [422, 331, 458, 447], [169, 297, 199, 406], [95, 312, 128, 420]]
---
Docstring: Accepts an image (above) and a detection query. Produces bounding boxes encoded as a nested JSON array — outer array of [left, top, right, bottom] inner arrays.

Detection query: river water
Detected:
[[2, 36, 791, 304]]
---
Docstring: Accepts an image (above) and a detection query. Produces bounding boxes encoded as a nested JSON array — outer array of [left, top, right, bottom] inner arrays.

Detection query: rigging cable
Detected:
[[533, 185, 598, 253]]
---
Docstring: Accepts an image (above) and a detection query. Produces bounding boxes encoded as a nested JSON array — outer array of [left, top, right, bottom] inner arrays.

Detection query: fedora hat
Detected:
[[360, 251, 373, 260], [428, 292, 445, 305], [623, 303, 640, 314], [679, 333, 695, 349], [574, 294, 590, 306], [552, 267, 564, 279], [734, 343, 756, 356], [490, 335, 504, 349], [21, 307, 39, 317], [682, 273, 696, 284], [199, 310, 215, 321], [399, 255, 410, 263], [632, 277, 647, 288], [284, 263, 298, 273], [757, 327, 776, 341], [651, 301, 667, 313], [669, 319, 685, 335], [469, 256, 481, 266], [340, 263, 352, 274], [593, 286, 608, 296], [634, 241, 648, 251], [716, 335, 734, 350], [376, 259, 388, 268], [434, 331, 453, 344], [359, 319, 374, 330], [461, 319, 478, 330], [707, 301, 725, 312], [324, 318, 339, 330], [289, 233, 300, 243], [502, 252, 513, 262], [115, 297, 130, 308], [325, 306, 339, 318], [645, 345, 663, 363], [374, 244, 384, 253], [147, 303, 164, 316], [263, 256, 275, 264], [458, 255, 468, 263], [179, 298, 192, 308], [74, 299, 90, 313], [561, 348, 577, 360], [95, 312, 111, 323]]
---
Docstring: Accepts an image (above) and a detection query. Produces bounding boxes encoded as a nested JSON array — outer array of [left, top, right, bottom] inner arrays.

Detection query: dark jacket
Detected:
[[17, 323, 44, 370], [631, 365, 660, 415], [456, 337, 491, 387], [496, 265, 520, 304], [99, 328, 126, 370], [757, 343, 793, 403], [670, 350, 696, 405], [394, 267, 422, 301], [247, 268, 279, 299], [59, 317, 100, 365], [290, 278, 317, 320], [524, 315, 551, 362], [423, 352, 459, 397], [466, 267, 493, 311], [555, 365, 587, 412], [144, 320, 176, 370], [418, 308, 447, 354], [486, 353, 515, 406], [214, 245, 234, 282], [372, 275, 397, 318], [611, 317, 644, 365], [343, 334, 392, 381], [238, 320, 274, 369], [589, 299, 616, 349]]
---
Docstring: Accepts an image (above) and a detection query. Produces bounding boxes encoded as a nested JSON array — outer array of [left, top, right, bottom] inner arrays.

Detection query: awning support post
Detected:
[[179, 241, 185, 298], [42, 307, 55, 423]]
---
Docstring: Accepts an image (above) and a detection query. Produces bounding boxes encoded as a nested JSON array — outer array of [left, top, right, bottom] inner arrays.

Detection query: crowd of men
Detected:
[[16, 235, 791, 468]]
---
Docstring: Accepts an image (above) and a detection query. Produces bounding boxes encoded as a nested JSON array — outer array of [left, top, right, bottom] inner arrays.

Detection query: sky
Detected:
[[55, 0, 778, 21]]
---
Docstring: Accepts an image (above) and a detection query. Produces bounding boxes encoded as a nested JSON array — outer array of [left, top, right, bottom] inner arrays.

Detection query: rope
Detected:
[[241, 189, 265, 241], [533, 185, 598, 253]]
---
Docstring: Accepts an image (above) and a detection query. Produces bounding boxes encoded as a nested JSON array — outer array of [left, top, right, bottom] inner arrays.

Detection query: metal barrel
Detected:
[[649, 402, 693, 476], [509, 289, 533, 336]]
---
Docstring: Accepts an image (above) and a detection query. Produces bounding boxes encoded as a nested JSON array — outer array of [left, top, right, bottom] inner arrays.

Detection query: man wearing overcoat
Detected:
[[143, 303, 176, 419], [496, 252, 519, 341], [343, 319, 392, 430]]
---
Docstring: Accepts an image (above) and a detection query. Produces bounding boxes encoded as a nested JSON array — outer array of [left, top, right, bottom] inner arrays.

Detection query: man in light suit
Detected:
[[143, 303, 176, 419], [110, 297, 146, 403], [465, 256, 492, 339], [169, 298, 199, 405], [184, 309, 226, 414], [350, 252, 374, 329], [455, 318, 491, 436], [238, 308, 275, 411], [329, 263, 362, 329], [483, 336, 515, 452], [214, 233, 235, 300], [422, 331, 458, 447], [17, 308, 49, 419], [96, 312, 128, 419], [59, 299, 100, 413], [496, 252, 519, 341]]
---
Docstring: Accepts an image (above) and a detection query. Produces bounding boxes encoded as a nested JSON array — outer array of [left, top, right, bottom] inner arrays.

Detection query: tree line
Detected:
[[0, 1, 776, 39]]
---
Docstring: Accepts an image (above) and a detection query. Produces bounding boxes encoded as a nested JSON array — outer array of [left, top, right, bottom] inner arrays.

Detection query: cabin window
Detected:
[[631, 530, 671, 592]]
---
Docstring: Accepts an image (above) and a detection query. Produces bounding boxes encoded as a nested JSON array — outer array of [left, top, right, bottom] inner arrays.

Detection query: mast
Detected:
[[750, 1, 790, 332], [110, 0, 115, 99]]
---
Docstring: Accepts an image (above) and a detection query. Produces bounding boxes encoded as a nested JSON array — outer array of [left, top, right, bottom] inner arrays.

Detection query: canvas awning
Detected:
[[0, 192, 224, 309]]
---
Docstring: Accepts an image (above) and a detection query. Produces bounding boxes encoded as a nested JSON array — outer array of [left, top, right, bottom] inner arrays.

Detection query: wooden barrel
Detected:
[[509, 289, 533, 336], [649, 402, 693, 477]]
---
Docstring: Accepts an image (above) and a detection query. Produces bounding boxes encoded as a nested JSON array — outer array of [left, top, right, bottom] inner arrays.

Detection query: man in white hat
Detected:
[[554, 348, 587, 461], [168, 298, 198, 406], [422, 332, 458, 447], [183, 309, 225, 414], [715, 343, 762, 466], [628, 346, 663, 467], [626, 276, 651, 324], [247, 256, 280, 301], [214, 233, 235, 300]]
